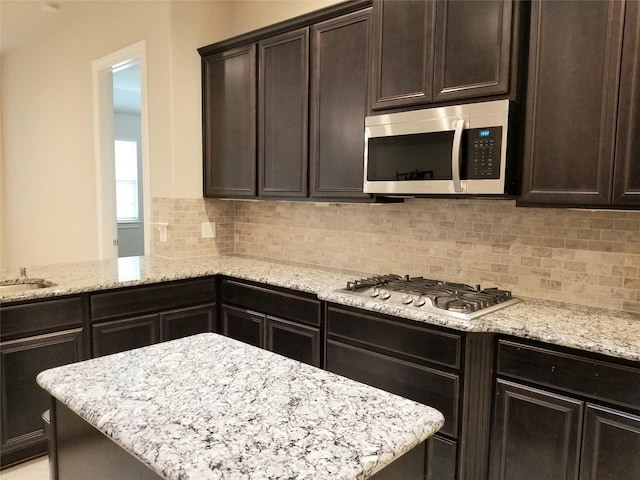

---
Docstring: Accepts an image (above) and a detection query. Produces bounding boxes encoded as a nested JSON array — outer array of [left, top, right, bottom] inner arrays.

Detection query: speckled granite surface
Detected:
[[2, 255, 639, 362], [37, 333, 444, 480]]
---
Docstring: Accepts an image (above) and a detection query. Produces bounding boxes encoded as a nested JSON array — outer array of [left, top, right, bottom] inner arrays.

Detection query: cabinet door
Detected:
[[1, 329, 83, 468], [370, 0, 434, 110], [258, 29, 308, 198], [519, 0, 625, 206], [92, 314, 160, 357], [309, 8, 372, 199], [202, 45, 256, 197], [161, 304, 216, 342], [613, 0, 640, 205], [432, 0, 513, 102], [266, 316, 320, 367], [489, 379, 583, 480], [326, 340, 459, 438], [221, 305, 264, 348], [580, 404, 640, 480]]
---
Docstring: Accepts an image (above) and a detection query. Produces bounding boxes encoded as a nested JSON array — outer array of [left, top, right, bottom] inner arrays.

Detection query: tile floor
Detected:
[[0, 457, 49, 480]]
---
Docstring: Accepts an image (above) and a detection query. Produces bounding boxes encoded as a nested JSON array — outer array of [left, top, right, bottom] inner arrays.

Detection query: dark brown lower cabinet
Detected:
[[490, 339, 640, 480], [162, 304, 216, 342], [580, 404, 640, 480], [266, 316, 320, 367], [93, 304, 217, 357], [221, 305, 264, 348], [489, 380, 583, 480], [325, 304, 491, 480], [221, 305, 321, 367], [219, 278, 322, 367], [90, 278, 217, 357], [0, 329, 84, 468], [92, 314, 161, 357]]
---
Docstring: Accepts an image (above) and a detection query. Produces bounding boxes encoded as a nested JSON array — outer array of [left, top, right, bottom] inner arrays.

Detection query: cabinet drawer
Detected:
[[220, 279, 321, 327], [327, 305, 461, 369], [326, 340, 459, 437], [497, 340, 640, 410], [0, 297, 85, 341], [91, 278, 216, 322]]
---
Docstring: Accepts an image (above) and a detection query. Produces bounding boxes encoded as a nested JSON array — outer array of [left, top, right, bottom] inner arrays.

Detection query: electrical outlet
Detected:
[[201, 222, 216, 239]]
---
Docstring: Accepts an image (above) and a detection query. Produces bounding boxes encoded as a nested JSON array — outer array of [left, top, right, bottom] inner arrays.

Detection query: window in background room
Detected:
[[114, 139, 139, 222]]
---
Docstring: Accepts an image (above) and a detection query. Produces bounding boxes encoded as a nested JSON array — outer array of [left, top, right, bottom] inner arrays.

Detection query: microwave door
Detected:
[[364, 116, 468, 195]]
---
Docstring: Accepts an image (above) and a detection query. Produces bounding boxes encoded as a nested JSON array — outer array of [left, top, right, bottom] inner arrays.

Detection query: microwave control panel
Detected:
[[465, 127, 502, 179]]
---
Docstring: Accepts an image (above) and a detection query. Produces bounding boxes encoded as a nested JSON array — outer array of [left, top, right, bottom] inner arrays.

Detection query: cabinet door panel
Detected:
[[489, 379, 582, 480], [266, 316, 320, 367], [161, 304, 216, 342], [258, 29, 308, 197], [433, 0, 512, 102], [519, 0, 625, 206], [202, 45, 256, 197], [580, 404, 640, 480], [426, 435, 456, 480], [1, 330, 83, 468], [326, 340, 459, 438], [613, 0, 640, 205], [92, 315, 160, 357], [370, 0, 434, 110], [310, 8, 371, 198], [221, 305, 264, 348]]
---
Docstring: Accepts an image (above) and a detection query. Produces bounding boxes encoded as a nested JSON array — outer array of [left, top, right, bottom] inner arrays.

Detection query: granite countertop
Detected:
[[2, 255, 639, 362], [37, 333, 445, 480]]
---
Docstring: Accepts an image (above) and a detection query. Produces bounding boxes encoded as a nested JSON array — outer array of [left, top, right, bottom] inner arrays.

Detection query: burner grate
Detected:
[[342, 274, 515, 314]]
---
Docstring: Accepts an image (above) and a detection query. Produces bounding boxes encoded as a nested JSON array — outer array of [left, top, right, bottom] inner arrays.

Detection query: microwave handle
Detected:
[[452, 118, 465, 193]]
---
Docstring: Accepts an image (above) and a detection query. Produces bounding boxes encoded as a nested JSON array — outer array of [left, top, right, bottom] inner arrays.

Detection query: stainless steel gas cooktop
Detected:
[[338, 274, 520, 320]]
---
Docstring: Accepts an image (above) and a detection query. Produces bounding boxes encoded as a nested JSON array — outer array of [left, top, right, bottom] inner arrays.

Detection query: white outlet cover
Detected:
[[201, 222, 216, 239]]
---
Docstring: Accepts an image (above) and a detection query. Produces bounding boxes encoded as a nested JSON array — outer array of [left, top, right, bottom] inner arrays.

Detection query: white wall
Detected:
[[0, 0, 235, 269], [0, 0, 341, 269]]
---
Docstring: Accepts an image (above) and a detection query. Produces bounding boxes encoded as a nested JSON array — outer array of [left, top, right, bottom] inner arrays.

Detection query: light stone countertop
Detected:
[[3, 255, 639, 362], [37, 333, 445, 480]]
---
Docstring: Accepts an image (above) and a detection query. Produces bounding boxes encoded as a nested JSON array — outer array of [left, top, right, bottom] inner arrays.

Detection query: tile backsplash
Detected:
[[154, 197, 640, 313], [151, 198, 234, 258]]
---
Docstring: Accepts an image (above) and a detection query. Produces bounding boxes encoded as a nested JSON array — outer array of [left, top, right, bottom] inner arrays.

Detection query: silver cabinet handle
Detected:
[[452, 118, 465, 193]]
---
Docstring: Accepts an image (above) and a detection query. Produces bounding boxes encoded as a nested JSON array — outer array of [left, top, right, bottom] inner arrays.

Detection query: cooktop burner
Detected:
[[341, 274, 520, 320]]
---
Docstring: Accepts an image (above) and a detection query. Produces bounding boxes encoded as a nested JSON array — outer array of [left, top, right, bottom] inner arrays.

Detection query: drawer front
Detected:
[[91, 278, 216, 322], [326, 340, 459, 437], [220, 279, 321, 327], [497, 340, 640, 410], [327, 305, 461, 369], [0, 297, 85, 341]]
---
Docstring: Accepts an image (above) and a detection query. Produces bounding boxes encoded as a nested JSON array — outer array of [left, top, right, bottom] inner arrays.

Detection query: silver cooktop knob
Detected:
[[369, 287, 380, 298], [400, 294, 413, 305], [414, 296, 426, 307], [379, 289, 391, 300]]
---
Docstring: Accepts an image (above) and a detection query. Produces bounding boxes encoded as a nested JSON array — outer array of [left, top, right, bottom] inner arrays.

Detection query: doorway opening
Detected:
[[92, 41, 150, 259]]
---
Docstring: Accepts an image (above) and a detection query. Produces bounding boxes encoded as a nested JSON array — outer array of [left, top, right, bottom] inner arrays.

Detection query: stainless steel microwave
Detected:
[[364, 100, 512, 195]]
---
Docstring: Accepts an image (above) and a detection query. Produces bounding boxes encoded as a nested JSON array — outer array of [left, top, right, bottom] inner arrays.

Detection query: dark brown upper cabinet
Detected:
[[519, 0, 640, 208], [433, 0, 514, 103], [613, 0, 640, 206], [258, 29, 309, 198], [309, 8, 372, 199], [200, 1, 373, 201], [201, 45, 256, 198], [370, 0, 519, 111]]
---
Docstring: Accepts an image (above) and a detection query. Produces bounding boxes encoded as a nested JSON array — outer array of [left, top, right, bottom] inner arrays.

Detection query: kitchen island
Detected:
[[37, 333, 445, 480]]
